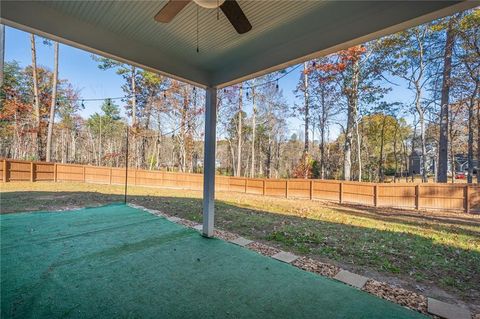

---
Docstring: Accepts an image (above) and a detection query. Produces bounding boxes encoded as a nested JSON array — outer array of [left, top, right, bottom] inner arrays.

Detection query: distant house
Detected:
[[409, 151, 478, 177], [408, 149, 436, 176], [409, 150, 422, 175], [454, 154, 478, 174]]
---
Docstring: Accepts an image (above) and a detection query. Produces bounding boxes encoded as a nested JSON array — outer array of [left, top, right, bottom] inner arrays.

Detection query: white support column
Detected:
[[202, 87, 217, 237]]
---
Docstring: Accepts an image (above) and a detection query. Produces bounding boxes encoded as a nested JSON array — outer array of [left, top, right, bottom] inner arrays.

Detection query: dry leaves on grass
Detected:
[[246, 242, 281, 256], [292, 257, 340, 278], [362, 279, 428, 314]]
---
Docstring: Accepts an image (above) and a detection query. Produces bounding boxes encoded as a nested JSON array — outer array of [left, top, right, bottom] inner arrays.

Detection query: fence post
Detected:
[[374, 185, 378, 207], [415, 184, 420, 210], [244, 178, 247, 193], [309, 180, 313, 200], [285, 180, 289, 198], [465, 185, 470, 214], [3, 159, 8, 182], [54, 163, 57, 182], [109, 167, 112, 185], [30, 162, 34, 182], [83, 166, 86, 182], [339, 182, 343, 204], [263, 179, 266, 196]]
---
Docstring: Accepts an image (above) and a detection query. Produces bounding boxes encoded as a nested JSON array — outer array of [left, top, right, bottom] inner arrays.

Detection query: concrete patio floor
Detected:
[[1, 204, 426, 318]]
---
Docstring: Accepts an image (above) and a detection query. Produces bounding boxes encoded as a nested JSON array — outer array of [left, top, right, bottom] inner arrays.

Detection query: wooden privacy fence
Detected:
[[1, 159, 479, 213]]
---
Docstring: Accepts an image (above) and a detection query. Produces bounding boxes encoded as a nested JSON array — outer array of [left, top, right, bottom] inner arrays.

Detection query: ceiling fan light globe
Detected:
[[193, 0, 225, 9]]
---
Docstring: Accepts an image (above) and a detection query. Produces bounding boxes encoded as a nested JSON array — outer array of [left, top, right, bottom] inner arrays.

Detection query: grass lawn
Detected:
[[1, 181, 479, 310]]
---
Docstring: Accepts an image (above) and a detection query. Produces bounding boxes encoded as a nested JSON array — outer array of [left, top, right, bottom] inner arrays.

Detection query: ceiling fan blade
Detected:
[[154, 0, 191, 23], [220, 0, 252, 34]]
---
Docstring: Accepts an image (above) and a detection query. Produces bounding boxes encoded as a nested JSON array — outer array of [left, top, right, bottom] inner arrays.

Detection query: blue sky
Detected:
[[5, 25, 414, 141], [5, 26, 125, 118]]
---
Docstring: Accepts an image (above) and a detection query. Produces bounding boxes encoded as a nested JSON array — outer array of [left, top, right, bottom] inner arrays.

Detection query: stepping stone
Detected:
[[334, 270, 368, 289], [272, 251, 298, 264], [427, 298, 471, 319], [229, 237, 253, 247], [166, 216, 181, 223], [193, 224, 203, 231]]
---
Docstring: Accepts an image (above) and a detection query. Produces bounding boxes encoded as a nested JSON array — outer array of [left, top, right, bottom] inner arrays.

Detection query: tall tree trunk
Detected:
[[319, 88, 326, 179], [0, 25, 4, 88], [98, 117, 102, 166], [437, 18, 456, 183], [403, 141, 409, 182], [131, 67, 137, 126], [378, 115, 387, 182], [30, 34, 41, 159], [250, 85, 256, 178], [130, 66, 138, 167], [303, 62, 309, 154], [419, 108, 427, 183], [236, 86, 243, 177], [410, 118, 417, 182], [414, 83, 427, 183], [343, 58, 359, 181], [393, 123, 399, 182], [266, 135, 272, 178], [449, 113, 455, 184], [319, 123, 325, 179], [46, 42, 59, 162], [467, 84, 478, 183], [477, 101, 480, 184], [463, 57, 480, 183], [355, 118, 362, 181]]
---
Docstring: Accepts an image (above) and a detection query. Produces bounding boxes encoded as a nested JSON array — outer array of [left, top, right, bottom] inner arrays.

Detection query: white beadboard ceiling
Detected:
[[0, 1, 474, 88]]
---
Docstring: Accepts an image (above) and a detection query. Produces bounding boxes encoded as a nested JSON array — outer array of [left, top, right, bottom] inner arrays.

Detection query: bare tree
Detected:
[[438, 17, 456, 182], [46, 42, 59, 162], [30, 34, 41, 159], [250, 82, 257, 178], [303, 62, 310, 155], [236, 86, 243, 177]]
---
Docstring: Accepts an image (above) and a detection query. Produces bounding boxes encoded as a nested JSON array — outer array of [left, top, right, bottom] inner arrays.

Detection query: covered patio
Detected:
[[0, 0, 474, 237], [0, 1, 476, 317]]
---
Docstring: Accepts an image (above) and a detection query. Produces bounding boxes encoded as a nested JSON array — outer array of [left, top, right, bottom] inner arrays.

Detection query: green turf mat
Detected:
[[1, 204, 426, 318]]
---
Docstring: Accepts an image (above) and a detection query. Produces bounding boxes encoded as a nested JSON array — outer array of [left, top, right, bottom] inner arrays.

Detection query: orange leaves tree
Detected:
[[1, 61, 79, 160], [292, 152, 314, 179], [312, 44, 389, 181]]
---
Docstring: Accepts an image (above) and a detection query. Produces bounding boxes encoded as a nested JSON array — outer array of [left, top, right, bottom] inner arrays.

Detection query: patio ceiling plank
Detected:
[[0, 0, 474, 88]]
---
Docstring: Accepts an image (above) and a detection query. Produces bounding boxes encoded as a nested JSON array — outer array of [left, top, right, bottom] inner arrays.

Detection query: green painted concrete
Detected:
[[1, 204, 426, 318]]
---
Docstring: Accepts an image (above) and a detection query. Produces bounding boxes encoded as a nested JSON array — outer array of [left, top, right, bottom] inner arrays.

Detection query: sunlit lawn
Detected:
[[1, 181, 479, 304]]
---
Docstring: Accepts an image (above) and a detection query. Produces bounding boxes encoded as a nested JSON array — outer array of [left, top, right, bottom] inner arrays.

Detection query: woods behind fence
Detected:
[[1, 159, 478, 213]]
